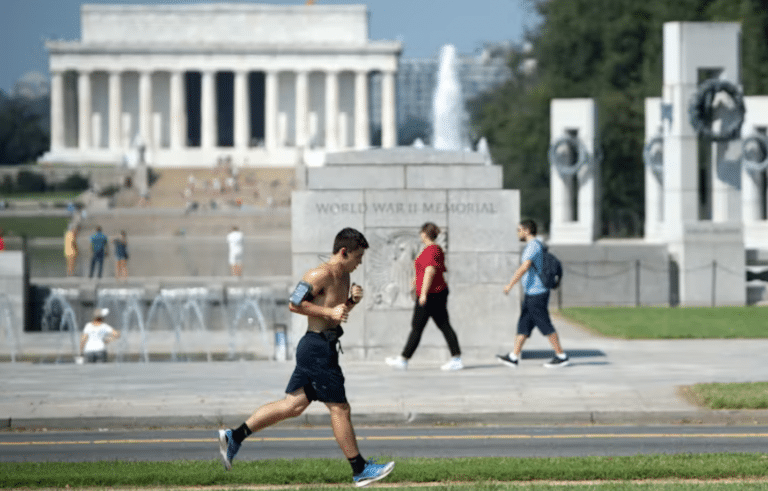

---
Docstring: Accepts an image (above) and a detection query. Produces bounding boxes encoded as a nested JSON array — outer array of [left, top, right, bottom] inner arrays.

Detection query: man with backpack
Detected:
[[497, 219, 570, 368]]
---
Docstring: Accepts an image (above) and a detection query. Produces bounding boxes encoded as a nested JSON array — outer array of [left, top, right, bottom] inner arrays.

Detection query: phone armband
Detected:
[[289, 281, 313, 307]]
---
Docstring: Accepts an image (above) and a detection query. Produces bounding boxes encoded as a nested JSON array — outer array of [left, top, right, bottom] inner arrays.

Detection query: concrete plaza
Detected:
[[2, 315, 768, 430]]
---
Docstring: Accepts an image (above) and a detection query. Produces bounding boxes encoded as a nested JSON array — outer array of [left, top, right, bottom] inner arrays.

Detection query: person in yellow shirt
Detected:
[[64, 224, 80, 276]]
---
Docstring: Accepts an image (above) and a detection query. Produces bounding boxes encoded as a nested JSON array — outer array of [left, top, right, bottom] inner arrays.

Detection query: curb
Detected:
[[6, 410, 768, 431]]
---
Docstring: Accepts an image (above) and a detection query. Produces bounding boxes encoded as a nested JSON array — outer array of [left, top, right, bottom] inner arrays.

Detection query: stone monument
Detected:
[[291, 148, 520, 361], [661, 22, 745, 305]]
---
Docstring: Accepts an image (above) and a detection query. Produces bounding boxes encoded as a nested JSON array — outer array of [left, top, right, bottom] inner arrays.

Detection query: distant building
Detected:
[[40, 3, 400, 168]]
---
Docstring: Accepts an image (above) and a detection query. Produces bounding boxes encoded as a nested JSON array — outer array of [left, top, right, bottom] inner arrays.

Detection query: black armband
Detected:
[[289, 281, 313, 307]]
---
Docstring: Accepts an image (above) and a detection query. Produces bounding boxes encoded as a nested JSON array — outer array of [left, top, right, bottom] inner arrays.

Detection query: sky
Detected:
[[1, 0, 539, 94]]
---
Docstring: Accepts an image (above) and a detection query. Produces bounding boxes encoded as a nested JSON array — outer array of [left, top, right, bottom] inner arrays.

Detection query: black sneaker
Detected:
[[496, 353, 518, 368], [544, 354, 570, 367]]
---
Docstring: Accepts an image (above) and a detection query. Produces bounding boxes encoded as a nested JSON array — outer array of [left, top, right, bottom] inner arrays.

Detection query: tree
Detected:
[[0, 94, 50, 164], [473, 0, 768, 236]]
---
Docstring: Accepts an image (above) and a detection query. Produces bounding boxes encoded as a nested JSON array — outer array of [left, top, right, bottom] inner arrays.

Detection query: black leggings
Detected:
[[402, 289, 461, 359]]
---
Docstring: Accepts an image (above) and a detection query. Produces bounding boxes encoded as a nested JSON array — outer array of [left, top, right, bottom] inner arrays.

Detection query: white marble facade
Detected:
[[41, 4, 401, 167]]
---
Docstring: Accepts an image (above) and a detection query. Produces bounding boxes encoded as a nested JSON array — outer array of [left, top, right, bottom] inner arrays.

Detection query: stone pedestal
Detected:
[[668, 222, 745, 306], [291, 148, 521, 361]]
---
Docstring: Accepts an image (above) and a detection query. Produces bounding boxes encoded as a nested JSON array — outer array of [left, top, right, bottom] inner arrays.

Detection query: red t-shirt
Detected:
[[415, 244, 447, 296]]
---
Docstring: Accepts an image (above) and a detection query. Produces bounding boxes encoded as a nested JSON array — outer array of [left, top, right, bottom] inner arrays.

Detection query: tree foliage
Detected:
[[473, 0, 768, 235], [0, 92, 49, 165]]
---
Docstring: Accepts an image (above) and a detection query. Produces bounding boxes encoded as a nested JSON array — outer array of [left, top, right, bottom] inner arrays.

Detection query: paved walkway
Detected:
[[3, 316, 768, 430]]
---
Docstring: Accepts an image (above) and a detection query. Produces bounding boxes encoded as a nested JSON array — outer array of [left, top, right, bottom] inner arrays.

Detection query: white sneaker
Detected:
[[385, 355, 408, 370], [441, 357, 463, 371]]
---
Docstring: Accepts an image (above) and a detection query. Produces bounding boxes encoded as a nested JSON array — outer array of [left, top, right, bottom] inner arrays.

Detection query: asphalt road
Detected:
[[3, 425, 768, 463]]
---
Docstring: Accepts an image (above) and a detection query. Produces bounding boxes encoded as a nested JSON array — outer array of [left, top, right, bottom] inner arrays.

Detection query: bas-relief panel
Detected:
[[364, 228, 447, 310]]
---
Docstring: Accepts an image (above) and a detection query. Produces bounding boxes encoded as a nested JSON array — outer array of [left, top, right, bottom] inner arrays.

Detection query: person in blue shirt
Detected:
[[498, 219, 569, 368], [89, 226, 109, 278]]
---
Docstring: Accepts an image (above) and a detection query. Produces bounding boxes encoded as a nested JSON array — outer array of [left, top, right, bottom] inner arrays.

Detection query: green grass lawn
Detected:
[[2, 454, 767, 489], [683, 382, 768, 409], [3, 191, 83, 201], [558, 307, 768, 410], [0, 216, 70, 238], [559, 306, 768, 339]]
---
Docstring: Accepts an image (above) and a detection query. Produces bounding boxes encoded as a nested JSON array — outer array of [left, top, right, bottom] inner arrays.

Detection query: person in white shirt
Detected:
[[80, 308, 120, 363], [226, 226, 244, 277]]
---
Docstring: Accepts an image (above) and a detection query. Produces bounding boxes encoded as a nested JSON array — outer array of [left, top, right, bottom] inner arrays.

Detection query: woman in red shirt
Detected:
[[385, 222, 463, 371]]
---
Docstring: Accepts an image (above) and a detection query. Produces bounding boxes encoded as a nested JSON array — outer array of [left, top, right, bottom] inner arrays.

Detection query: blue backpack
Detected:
[[532, 240, 563, 290]]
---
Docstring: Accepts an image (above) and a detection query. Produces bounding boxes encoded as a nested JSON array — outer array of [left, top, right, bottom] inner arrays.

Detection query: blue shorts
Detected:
[[285, 329, 347, 403], [517, 292, 556, 337]]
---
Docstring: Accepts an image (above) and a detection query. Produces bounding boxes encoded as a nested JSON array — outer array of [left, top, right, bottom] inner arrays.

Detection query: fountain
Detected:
[[97, 288, 148, 362], [225, 286, 276, 360], [432, 44, 468, 150], [40, 289, 80, 363], [145, 288, 211, 361]]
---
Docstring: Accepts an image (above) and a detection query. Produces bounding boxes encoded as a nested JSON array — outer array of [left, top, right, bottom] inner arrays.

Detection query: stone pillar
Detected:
[[265, 70, 279, 151], [741, 96, 768, 248], [354, 70, 369, 149], [663, 21, 744, 306], [234, 70, 249, 150], [108, 71, 122, 151], [201, 70, 216, 149], [644, 97, 664, 242], [295, 71, 309, 148], [77, 70, 92, 151], [50, 70, 65, 151], [325, 70, 339, 151], [138, 71, 153, 147], [169, 70, 185, 150], [380, 70, 396, 148], [549, 98, 599, 244]]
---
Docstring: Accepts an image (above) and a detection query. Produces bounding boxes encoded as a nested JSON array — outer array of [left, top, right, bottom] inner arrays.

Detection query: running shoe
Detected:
[[440, 357, 464, 371], [353, 459, 395, 487], [385, 356, 408, 370], [496, 353, 518, 368], [544, 354, 570, 367], [218, 428, 241, 470]]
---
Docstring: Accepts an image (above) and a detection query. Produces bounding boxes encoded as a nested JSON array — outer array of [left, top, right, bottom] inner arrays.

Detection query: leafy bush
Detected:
[[98, 184, 120, 197], [0, 175, 13, 194], [57, 173, 89, 192], [15, 170, 46, 193]]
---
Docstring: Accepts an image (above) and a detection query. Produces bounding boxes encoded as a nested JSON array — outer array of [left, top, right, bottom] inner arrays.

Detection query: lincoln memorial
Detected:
[[41, 3, 401, 167]]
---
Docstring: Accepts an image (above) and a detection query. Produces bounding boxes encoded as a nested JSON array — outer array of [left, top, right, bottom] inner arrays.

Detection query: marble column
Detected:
[[295, 71, 308, 148], [201, 70, 216, 149], [50, 71, 65, 151], [169, 70, 185, 150], [324, 70, 339, 151], [234, 70, 249, 149], [380, 70, 396, 148], [354, 70, 369, 149], [77, 70, 92, 151], [265, 70, 278, 150], [108, 71, 122, 150], [138, 71, 153, 147]]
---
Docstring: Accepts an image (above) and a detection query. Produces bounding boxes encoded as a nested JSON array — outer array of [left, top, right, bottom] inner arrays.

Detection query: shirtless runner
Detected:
[[218, 227, 394, 487]]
